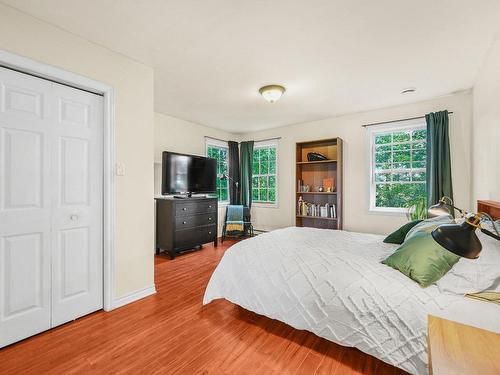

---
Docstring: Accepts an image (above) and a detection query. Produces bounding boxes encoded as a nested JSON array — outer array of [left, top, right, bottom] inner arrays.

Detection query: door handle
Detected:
[[70, 214, 78, 221]]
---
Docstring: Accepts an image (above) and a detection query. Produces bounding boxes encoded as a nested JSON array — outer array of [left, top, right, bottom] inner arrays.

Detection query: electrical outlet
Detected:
[[116, 162, 125, 176]]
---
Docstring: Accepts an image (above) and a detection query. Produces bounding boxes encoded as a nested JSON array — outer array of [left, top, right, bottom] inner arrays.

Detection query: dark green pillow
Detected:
[[383, 220, 423, 244], [382, 231, 460, 287]]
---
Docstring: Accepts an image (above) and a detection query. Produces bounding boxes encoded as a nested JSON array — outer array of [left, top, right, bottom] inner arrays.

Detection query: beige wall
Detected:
[[241, 91, 473, 235], [154, 112, 241, 234], [0, 5, 155, 299], [472, 33, 500, 206]]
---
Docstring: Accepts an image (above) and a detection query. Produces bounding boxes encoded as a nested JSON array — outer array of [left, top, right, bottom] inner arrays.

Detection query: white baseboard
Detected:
[[112, 285, 156, 310]]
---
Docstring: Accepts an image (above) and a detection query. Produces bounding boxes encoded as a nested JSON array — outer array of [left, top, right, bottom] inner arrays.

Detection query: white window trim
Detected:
[[366, 118, 426, 214], [205, 137, 229, 205], [252, 139, 279, 208]]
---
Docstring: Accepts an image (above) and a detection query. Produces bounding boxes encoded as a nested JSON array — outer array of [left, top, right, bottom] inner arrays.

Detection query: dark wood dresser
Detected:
[[155, 197, 218, 259]]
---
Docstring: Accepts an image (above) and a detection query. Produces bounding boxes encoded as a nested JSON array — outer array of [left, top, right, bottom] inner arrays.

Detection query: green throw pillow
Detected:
[[384, 220, 423, 244], [382, 231, 460, 287]]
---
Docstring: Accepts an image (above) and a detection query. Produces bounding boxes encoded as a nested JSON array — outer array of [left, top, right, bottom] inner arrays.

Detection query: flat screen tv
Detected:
[[161, 151, 216, 196]]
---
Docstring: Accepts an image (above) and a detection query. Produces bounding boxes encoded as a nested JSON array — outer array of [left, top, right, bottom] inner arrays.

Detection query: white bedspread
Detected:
[[203, 227, 500, 375]]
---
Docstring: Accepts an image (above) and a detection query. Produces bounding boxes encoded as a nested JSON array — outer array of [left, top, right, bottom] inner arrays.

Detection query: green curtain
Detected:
[[425, 110, 453, 210], [239, 141, 254, 208]]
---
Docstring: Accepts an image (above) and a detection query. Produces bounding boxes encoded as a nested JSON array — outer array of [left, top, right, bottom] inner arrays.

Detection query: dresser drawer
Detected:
[[175, 213, 216, 229], [175, 200, 217, 216], [175, 225, 216, 248]]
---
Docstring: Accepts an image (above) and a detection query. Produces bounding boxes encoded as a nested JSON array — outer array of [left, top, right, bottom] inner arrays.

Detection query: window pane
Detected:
[[393, 172, 411, 182], [412, 161, 425, 168], [253, 161, 259, 174], [252, 176, 259, 189], [413, 141, 426, 150], [269, 158, 276, 174], [269, 176, 276, 189], [260, 160, 269, 174], [412, 129, 426, 140], [375, 162, 391, 170], [375, 173, 391, 182], [375, 134, 392, 144], [375, 152, 391, 163], [253, 149, 259, 164], [221, 188, 228, 202], [269, 147, 276, 161], [413, 149, 426, 161], [252, 188, 259, 200], [392, 143, 410, 152], [259, 189, 267, 201], [393, 162, 411, 169], [393, 131, 411, 142], [259, 176, 267, 188], [269, 189, 276, 202], [412, 171, 426, 182], [376, 145, 391, 152], [393, 151, 411, 163]]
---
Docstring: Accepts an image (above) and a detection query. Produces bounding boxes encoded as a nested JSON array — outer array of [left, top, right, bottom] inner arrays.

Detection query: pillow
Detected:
[[382, 231, 460, 287], [404, 214, 453, 241], [383, 220, 423, 244], [436, 229, 500, 294]]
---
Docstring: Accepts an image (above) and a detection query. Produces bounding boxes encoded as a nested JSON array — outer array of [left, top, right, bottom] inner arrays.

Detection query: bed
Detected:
[[203, 209, 500, 375]]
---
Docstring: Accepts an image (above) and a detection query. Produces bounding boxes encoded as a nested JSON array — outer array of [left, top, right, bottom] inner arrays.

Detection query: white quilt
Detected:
[[203, 227, 498, 375]]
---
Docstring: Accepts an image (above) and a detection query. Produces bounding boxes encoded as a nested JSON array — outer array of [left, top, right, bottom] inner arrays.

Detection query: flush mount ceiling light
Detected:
[[259, 85, 286, 103], [401, 87, 416, 94]]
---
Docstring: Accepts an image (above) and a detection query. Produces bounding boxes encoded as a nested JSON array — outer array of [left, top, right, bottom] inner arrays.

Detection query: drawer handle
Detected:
[[182, 221, 187, 224], [208, 231, 212, 235], [182, 207, 187, 211], [208, 217, 212, 221], [208, 205, 212, 209]]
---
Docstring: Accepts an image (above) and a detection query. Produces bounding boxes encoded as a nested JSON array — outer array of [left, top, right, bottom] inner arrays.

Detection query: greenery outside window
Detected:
[[206, 138, 229, 203], [368, 120, 427, 212], [252, 139, 278, 206]]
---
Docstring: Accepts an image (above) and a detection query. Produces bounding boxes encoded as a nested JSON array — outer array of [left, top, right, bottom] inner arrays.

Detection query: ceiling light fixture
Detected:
[[401, 87, 416, 94], [259, 85, 286, 103]]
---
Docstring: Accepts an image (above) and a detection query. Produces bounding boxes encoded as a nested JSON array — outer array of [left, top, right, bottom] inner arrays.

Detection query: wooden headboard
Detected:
[[477, 200, 500, 220]]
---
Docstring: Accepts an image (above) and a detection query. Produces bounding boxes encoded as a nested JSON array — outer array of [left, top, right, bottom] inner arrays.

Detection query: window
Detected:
[[252, 139, 278, 205], [369, 120, 427, 212], [206, 138, 229, 203]]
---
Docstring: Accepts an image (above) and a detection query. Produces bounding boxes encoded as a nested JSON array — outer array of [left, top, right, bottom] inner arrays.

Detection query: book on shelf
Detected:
[[297, 200, 336, 219]]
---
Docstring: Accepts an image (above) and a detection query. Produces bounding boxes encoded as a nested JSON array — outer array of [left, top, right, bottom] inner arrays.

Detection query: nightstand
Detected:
[[428, 315, 500, 375]]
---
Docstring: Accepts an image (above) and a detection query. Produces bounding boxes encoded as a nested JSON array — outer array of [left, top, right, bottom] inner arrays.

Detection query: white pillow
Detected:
[[436, 230, 500, 295]]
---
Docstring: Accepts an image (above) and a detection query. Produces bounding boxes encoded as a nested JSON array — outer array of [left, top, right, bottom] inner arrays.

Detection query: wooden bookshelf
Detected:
[[296, 138, 343, 230]]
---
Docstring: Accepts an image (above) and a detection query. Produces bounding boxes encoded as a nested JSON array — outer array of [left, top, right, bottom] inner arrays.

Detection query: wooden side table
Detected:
[[428, 315, 500, 375]]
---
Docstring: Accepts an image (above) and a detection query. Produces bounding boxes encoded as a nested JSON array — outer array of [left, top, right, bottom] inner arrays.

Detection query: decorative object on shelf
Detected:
[[428, 196, 500, 259], [307, 152, 328, 161], [317, 186, 324, 192], [259, 84, 286, 103], [323, 177, 335, 192]]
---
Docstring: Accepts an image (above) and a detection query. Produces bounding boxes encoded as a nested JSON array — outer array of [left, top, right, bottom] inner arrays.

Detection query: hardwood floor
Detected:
[[0, 240, 408, 375]]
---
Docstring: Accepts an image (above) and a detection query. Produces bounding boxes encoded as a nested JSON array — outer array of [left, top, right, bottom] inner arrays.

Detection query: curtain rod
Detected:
[[204, 136, 281, 144], [362, 111, 454, 128]]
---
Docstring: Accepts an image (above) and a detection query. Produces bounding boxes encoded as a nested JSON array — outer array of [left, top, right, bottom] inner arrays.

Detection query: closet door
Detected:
[[0, 68, 52, 347], [50, 82, 103, 326]]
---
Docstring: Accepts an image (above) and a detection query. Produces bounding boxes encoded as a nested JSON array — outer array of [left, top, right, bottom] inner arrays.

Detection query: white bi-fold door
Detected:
[[0, 67, 103, 347]]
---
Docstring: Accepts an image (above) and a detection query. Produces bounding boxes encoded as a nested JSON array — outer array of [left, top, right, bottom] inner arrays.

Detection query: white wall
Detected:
[[472, 32, 500, 205], [0, 5, 155, 299], [241, 91, 473, 235], [154, 112, 241, 234]]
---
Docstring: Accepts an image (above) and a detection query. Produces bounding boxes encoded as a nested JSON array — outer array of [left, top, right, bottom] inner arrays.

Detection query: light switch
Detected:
[[116, 162, 126, 176]]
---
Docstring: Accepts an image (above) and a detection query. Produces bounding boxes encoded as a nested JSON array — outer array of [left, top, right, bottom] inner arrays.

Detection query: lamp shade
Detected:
[[431, 221, 482, 259]]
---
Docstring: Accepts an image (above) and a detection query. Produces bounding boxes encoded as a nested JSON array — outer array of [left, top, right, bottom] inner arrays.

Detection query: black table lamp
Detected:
[[429, 197, 500, 259]]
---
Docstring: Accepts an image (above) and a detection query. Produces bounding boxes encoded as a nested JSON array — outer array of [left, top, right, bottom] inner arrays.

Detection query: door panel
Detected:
[[0, 68, 52, 347], [51, 83, 103, 327], [1, 128, 43, 210]]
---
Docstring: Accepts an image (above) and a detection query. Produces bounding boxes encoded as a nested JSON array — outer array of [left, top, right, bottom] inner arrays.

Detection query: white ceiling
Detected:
[[4, 0, 500, 133]]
